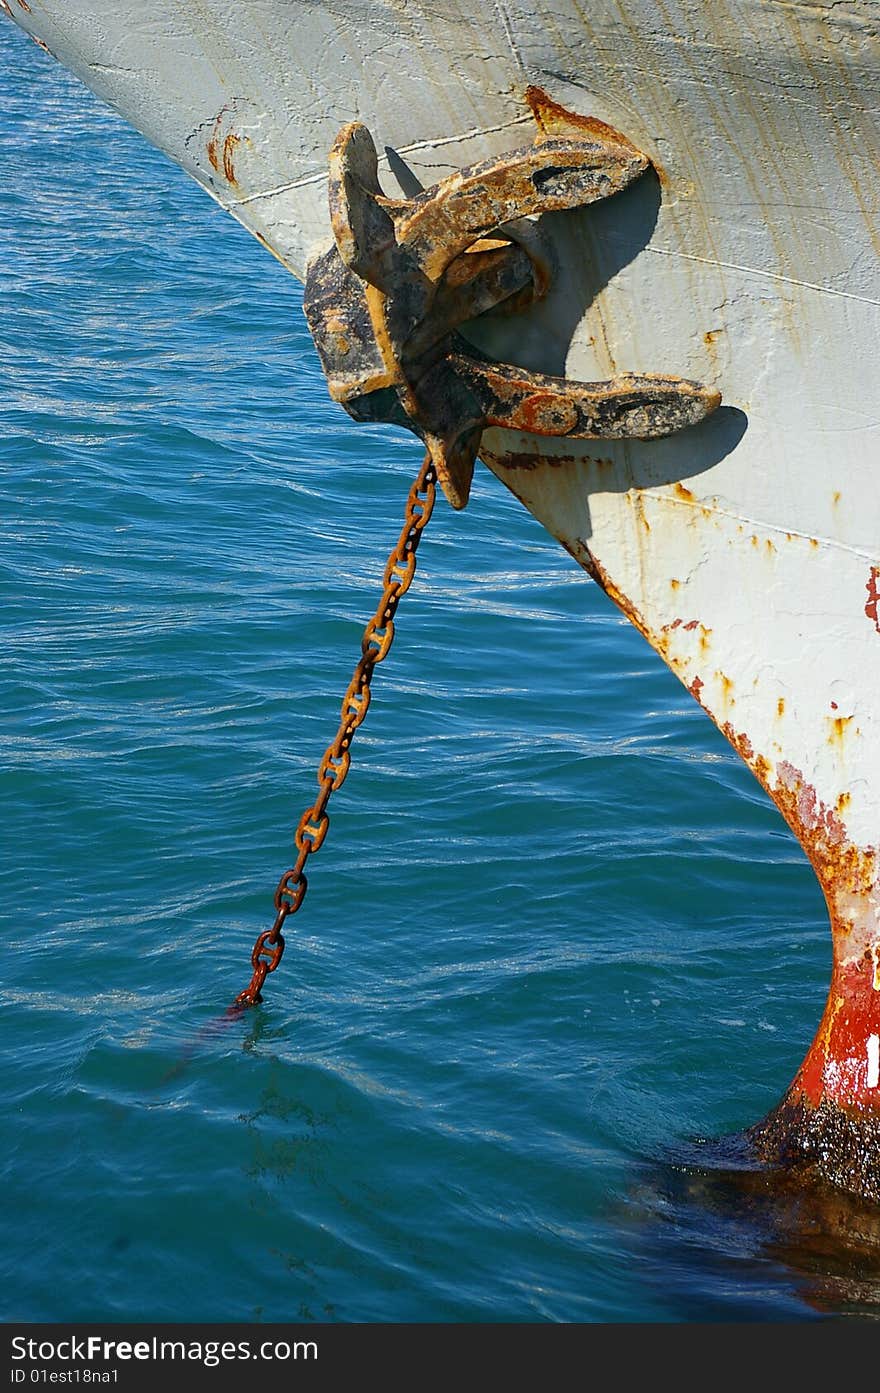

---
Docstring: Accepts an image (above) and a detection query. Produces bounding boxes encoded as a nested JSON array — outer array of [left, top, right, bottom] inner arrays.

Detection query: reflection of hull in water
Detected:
[[7, 2, 880, 1197], [628, 1138, 880, 1319]]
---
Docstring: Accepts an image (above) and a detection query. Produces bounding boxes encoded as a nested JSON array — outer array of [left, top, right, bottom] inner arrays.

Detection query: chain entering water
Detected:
[[230, 452, 437, 1011]]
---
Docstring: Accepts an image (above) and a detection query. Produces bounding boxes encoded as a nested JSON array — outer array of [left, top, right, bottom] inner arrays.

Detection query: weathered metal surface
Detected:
[[303, 97, 720, 507], [6, 0, 880, 1196]]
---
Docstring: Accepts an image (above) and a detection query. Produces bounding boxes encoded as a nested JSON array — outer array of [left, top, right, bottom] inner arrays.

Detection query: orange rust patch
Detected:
[[515, 392, 579, 435], [809, 537, 819, 550], [703, 329, 722, 346], [866, 566, 880, 634], [812, 992, 846, 1082], [670, 578, 681, 591], [720, 721, 772, 786], [792, 950, 880, 1109], [222, 133, 242, 185], [205, 108, 250, 186], [832, 491, 842, 506], [673, 618, 713, 658], [251, 228, 289, 269], [717, 671, 735, 707], [673, 482, 695, 503], [584, 551, 664, 656], [836, 792, 852, 814], [635, 499, 651, 532], [777, 698, 786, 718], [827, 714, 854, 749], [524, 85, 644, 157]]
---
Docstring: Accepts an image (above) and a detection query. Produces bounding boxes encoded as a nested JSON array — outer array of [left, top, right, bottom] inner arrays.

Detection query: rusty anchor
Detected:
[[304, 87, 721, 509]]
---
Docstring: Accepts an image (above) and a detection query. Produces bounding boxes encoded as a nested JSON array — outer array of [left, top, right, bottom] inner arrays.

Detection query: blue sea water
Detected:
[[2, 20, 877, 1324]]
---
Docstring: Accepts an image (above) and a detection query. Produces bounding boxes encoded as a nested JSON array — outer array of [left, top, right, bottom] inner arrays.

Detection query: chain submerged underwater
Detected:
[[229, 451, 437, 1013]]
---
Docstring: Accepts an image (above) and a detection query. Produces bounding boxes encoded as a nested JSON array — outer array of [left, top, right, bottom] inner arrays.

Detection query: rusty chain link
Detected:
[[230, 451, 437, 1011]]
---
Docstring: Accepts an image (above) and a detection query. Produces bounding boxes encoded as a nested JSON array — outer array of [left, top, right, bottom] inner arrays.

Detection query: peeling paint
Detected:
[[772, 760, 877, 924], [866, 565, 880, 634]]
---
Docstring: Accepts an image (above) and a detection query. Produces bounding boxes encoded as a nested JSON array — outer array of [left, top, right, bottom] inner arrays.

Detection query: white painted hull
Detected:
[[7, 0, 880, 1192]]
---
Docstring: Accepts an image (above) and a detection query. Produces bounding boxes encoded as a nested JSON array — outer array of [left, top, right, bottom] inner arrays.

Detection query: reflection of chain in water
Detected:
[[159, 1010, 239, 1085], [160, 998, 270, 1086]]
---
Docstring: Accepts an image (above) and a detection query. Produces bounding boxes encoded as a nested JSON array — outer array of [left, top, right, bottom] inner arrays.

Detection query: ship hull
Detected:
[[7, 0, 880, 1195]]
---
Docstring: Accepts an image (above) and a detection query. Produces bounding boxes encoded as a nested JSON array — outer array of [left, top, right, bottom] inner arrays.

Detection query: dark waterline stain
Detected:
[[622, 1134, 880, 1321]]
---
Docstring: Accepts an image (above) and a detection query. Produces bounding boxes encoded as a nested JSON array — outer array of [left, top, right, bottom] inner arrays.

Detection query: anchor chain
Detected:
[[231, 451, 437, 1010]]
